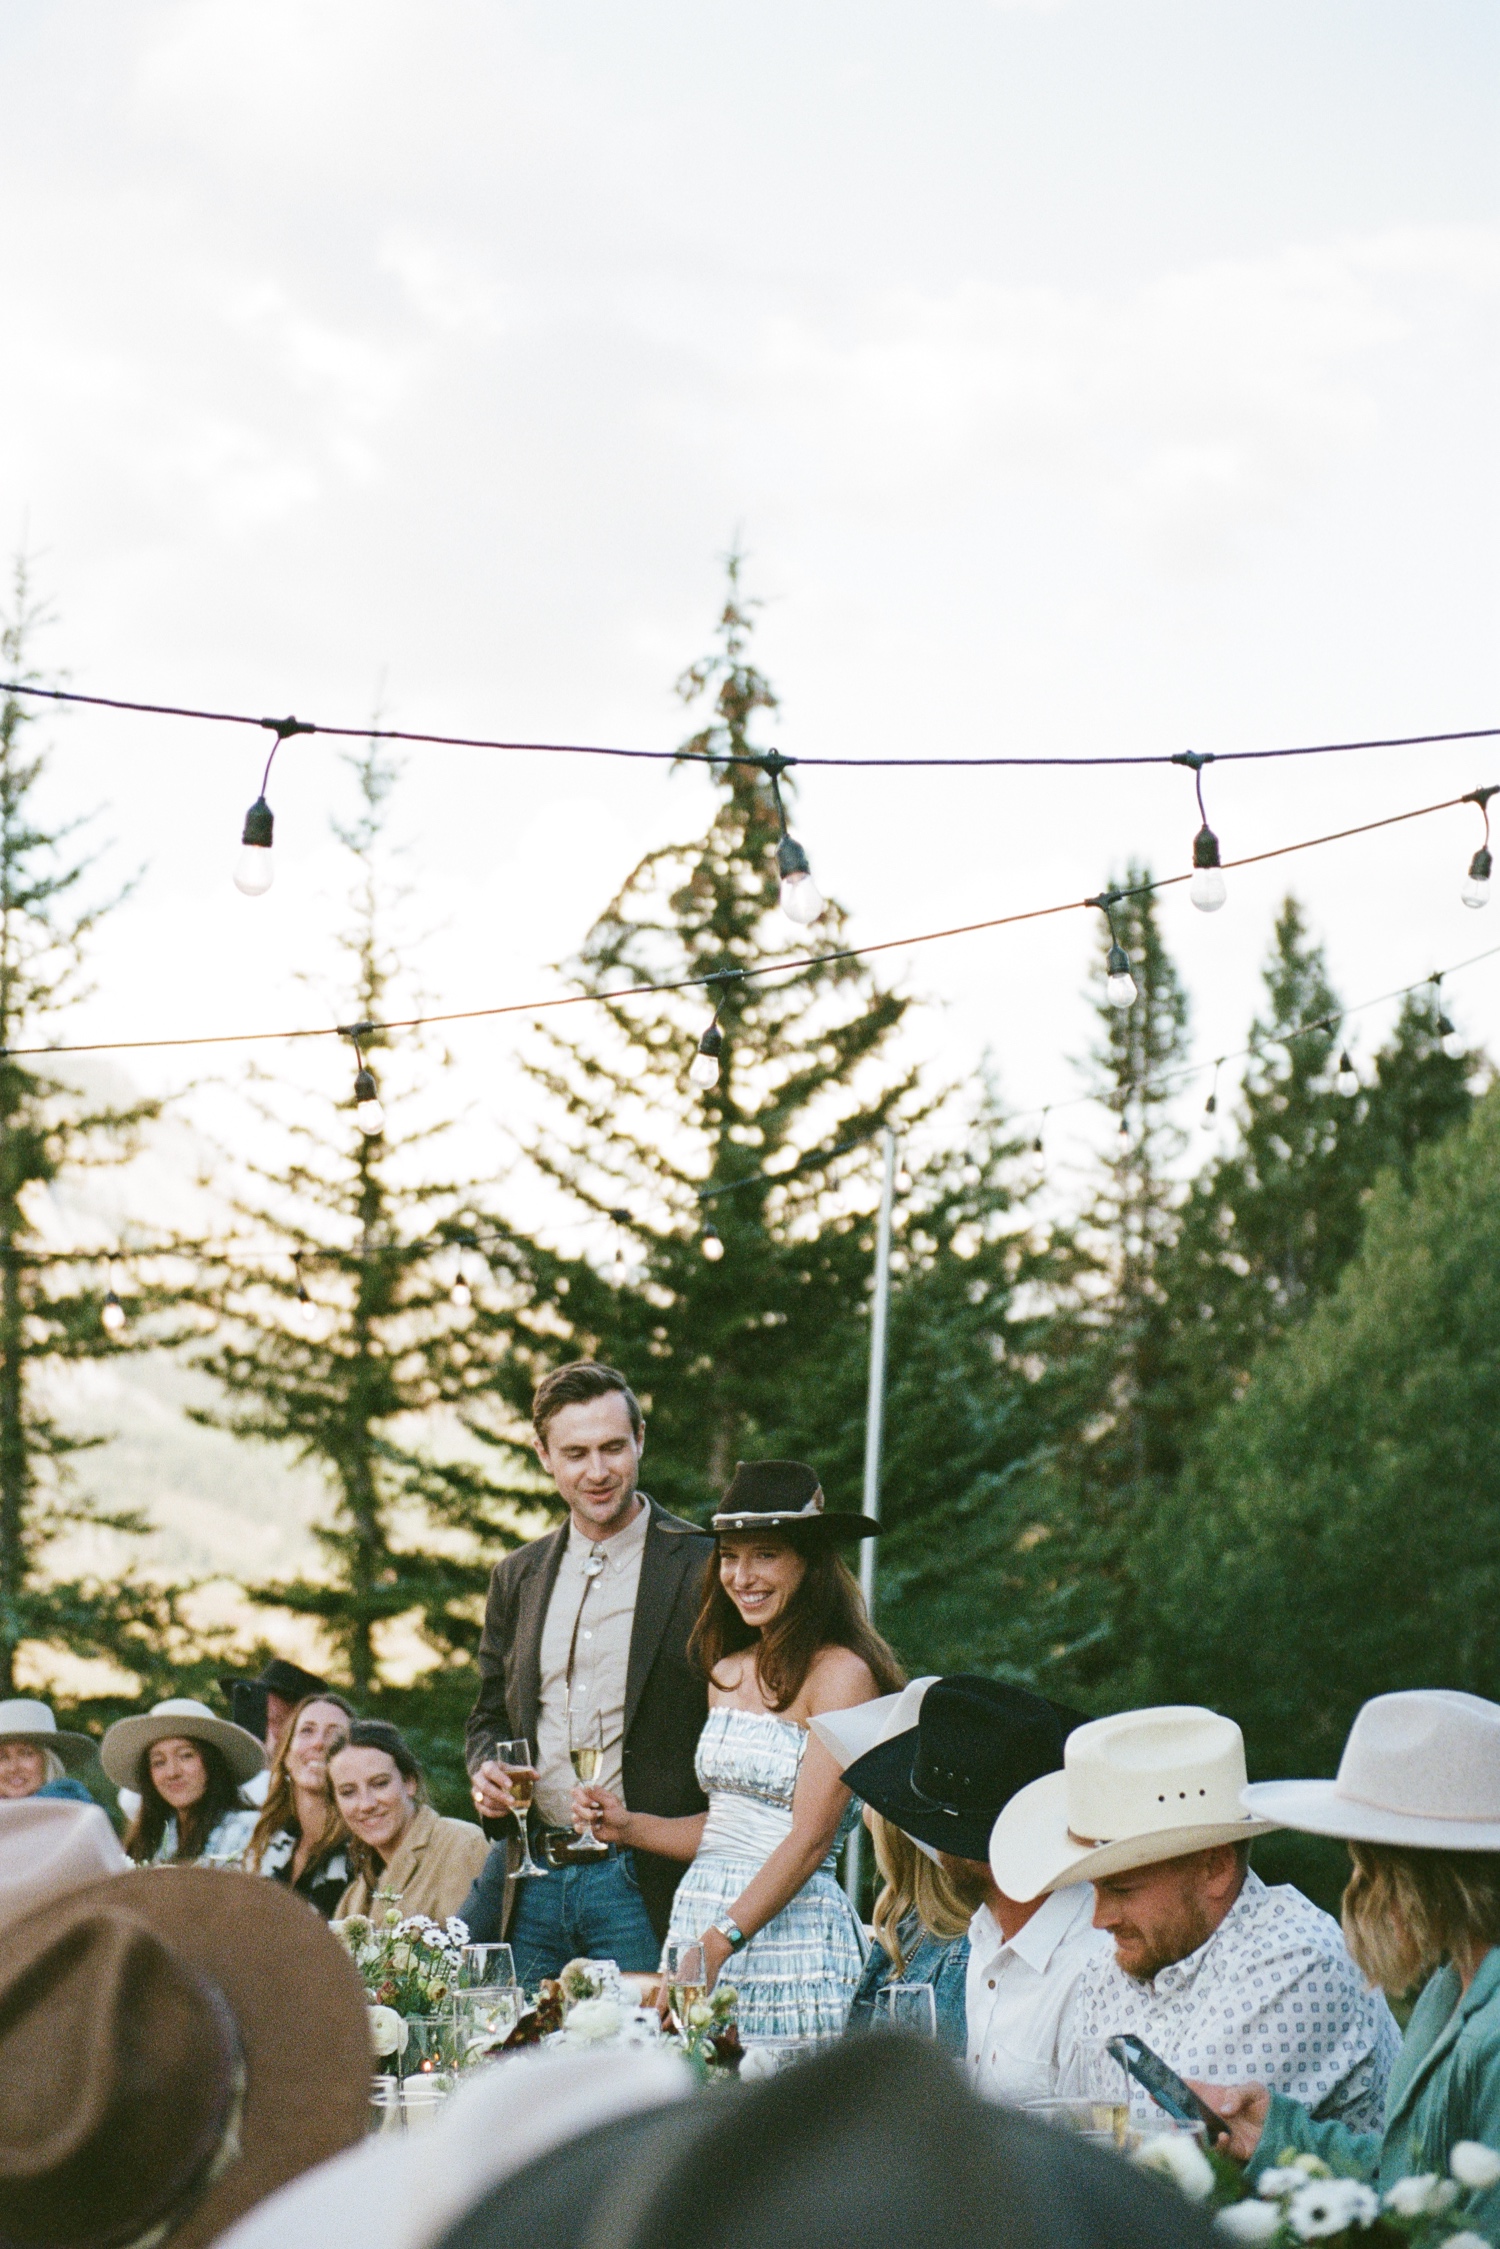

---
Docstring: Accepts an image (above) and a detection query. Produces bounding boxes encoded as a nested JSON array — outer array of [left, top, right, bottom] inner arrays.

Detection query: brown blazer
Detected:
[[335, 1803, 490, 1925], [465, 1495, 714, 1941]]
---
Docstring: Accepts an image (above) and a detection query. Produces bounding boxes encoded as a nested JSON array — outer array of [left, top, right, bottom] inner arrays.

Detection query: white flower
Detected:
[[1382, 2175, 1444, 2217], [563, 1997, 622, 2045], [1450, 2144, 1500, 2191], [367, 2006, 408, 2058], [1285, 2180, 1379, 2239], [1131, 2134, 1217, 2202], [687, 2000, 714, 2030], [1259, 2171, 1307, 2200], [1215, 2201, 1283, 2241], [1290, 2157, 1333, 2180], [739, 2045, 779, 2082], [445, 1917, 469, 1944], [1442, 2232, 1492, 2249]]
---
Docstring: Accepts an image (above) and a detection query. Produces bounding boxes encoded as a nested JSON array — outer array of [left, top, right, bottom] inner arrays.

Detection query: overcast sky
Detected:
[[4, 0, 1498, 1226]]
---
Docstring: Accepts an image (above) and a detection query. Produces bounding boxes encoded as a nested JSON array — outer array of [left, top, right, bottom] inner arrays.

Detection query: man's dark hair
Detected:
[[532, 1361, 644, 1443]]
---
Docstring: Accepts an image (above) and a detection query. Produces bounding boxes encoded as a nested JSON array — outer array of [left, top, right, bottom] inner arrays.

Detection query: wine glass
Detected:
[[568, 1707, 609, 1858], [874, 1982, 938, 2039], [664, 1939, 706, 2026], [459, 1943, 516, 1989], [495, 1738, 546, 1878]]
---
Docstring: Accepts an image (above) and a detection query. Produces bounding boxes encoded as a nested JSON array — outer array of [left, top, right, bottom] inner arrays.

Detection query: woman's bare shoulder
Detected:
[[800, 1645, 883, 1716]]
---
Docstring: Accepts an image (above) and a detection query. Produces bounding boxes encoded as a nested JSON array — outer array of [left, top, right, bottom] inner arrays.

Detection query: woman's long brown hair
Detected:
[[124, 1738, 247, 1865], [244, 1692, 357, 1874], [689, 1534, 904, 1711]]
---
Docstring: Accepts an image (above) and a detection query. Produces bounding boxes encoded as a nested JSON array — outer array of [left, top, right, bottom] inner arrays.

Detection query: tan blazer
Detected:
[[336, 1802, 490, 1926]]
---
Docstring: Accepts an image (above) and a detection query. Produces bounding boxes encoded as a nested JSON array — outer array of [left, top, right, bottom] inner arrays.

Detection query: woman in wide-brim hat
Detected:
[[102, 1698, 265, 1869], [0, 1698, 98, 1804], [1199, 1689, 1500, 2233], [572, 1460, 902, 2039]]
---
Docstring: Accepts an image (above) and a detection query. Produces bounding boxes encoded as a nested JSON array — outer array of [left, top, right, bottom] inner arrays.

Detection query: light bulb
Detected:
[[234, 796, 275, 896], [101, 1292, 126, 1335], [353, 1065, 384, 1136], [777, 835, 826, 927], [1200, 1091, 1218, 1132], [292, 1294, 321, 1334], [1438, 1015, 1465, 1061], [1336, 1051, 1359, 1098], [1463, 847, 1492, 909], [701, 1224, 725, 1262], [1189, 824, 1226, 913], [1105, 942, 1137, 1009], [689, 1022, 723, 1089], [450, 1279, 472, 1309]]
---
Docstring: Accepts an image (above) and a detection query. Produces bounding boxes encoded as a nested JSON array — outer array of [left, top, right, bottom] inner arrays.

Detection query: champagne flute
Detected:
[[568, 1707, 608, 1857], [495, 1738, 546, 1878], [664, 1939, 706, 2026], [874, 1982, 938, 2040]]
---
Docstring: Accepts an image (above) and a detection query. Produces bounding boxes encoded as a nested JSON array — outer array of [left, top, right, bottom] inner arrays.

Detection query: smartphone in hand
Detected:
[[1106, 2033, 1230, 2145]]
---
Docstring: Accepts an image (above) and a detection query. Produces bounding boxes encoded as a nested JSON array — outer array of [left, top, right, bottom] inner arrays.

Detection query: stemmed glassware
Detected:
[[874, 1982, 938, 2039], [568, 1707, 609, 1858], [664, 1939, 706, 2025], [496, 1738, 546, 1878]]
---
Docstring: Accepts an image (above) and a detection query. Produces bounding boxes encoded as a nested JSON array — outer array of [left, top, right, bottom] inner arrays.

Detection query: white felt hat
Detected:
[[1243, 1689, 1500, 1850], [989, 1704, 1279, 1902], [0, 1698, 96, 1771], [808, 1679, 938, 1774], [100, 1698, 266, 1789]]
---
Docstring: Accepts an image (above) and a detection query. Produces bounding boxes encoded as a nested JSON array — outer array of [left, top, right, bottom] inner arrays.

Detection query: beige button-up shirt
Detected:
[[533, 1502, 649, 1828]]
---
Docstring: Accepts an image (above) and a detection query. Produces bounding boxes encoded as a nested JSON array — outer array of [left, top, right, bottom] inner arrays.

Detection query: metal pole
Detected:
[[846, 1128, 897, 1912]]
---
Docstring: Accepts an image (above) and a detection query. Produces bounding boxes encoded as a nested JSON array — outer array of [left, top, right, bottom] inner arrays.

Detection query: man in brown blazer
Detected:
[[460, 1361, 714, 1983]]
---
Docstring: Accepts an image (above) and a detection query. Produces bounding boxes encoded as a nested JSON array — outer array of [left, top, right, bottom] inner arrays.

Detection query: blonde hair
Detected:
[[869, 1812, 984, 1973], [1343, 1844, 1500, 1994], [245, 1693, 355, 1874]]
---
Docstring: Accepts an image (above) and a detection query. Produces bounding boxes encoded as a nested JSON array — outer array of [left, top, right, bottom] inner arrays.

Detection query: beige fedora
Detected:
[[0, 1799, 128, 1926], [0, 1697, 97, 1772], [101, 1698, 266, 1790], [989, 1704, 1280, 1902], [1243, 1689, 1500, 1850], [808, 1678, 938, 1774]]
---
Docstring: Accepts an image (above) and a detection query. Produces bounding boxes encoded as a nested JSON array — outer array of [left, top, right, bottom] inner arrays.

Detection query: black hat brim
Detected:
[[844, 1698, 1088, 1863], [710, 1512, 881, 1544]]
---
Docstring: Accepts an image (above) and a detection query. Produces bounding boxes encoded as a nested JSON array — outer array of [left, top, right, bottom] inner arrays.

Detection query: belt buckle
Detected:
[[542, 1829, 609, 1868]]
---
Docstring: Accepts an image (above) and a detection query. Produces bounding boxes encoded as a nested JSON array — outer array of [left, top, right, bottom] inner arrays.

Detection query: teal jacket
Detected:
[[1248, 1948, 1500, 2238]]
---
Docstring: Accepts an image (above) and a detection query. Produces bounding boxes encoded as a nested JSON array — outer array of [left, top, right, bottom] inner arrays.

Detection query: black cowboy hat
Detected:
[[216, 1657, 332, 1717], [432, 2036, 1215, 2249], [843, 1674, 1088, 1864], [711, 1460, 879, 1544]]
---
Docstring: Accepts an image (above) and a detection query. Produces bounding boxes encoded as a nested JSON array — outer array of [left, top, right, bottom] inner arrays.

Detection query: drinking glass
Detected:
[[451, 1983, 522, 2065], [459, 1943, 516, 1990], [874, 1982, 938, 2040], [368, 2077, 402, 2135], [495, 1738, 546, 1878], [1075, 2039, 1133, 2147], [568, 1708, 609, 1857], [400, 2015, 460, 2080], [664, 1939, 707, 2025]]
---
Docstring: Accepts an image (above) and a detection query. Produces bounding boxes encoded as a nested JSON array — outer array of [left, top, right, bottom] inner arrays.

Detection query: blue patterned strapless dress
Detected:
[[663, 1706, 866, 2040]]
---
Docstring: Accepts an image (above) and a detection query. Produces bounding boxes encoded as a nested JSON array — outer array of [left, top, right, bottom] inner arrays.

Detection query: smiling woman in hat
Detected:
[[0, 1699, 98, 1804], [101, 1697, 264, 1867], [1192, 1690, 1500, 2236], [573, 1460, 902, 2038]]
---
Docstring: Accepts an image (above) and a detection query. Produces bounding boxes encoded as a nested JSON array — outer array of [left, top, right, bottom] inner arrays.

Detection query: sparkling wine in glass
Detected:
[[568, 1708, 609, 1857], [875, 1982, 938, 2039], [665, 1939, 707, 2026], [496, 1738, 546, 1878]]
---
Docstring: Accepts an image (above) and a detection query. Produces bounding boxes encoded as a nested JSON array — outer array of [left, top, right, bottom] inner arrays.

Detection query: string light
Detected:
[[1336, 1050, 1360, 1098], [1461, 787, 1497, 908], [100, 1267, 126, 1336], [1200, 1060, 1221, 1131], [233, 717, 313, 897], [1089, 892, 1138, 1008], [291, 1252, 326, 1334], [341, 1023, 385, 1135], [689, 1021, 724, 1091], [700, 1219, 725, 1261], [765, 755, 826, 928], [1174, 752, 1227, 913], [1429, 975, 1466, 1061]]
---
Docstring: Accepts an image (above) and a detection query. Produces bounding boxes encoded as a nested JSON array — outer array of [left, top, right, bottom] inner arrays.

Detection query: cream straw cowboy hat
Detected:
[[989, 1704, 1279, 1902], [100, 1698, 266, 1790], [1242, 1689, 1500, 1850], [0, 1698, 97, 1772]]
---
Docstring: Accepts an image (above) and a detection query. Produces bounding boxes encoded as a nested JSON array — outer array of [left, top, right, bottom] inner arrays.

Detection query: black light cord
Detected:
[[0, 782, 1478, 1062], [2, 677, 1496, 772]]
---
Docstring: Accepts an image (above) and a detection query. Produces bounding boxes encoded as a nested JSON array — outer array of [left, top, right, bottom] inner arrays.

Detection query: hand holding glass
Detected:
[[495, 1740, 545, 1878]]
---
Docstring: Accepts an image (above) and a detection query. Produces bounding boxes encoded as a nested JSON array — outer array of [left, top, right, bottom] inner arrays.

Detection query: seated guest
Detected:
[[1200, 1689, 1500, 2235], [0, 1697, 97, 1803], [842, 1673, 1103, 2103], [0, 1853, 370, 2247], [846, 1810, 982, 2056], [101, 1696, 264, 1866], [332, 1718, 489, 1924], [220, 1656, 335, 1808], [244, 1692, 357, 1917], [991, 1703, 1399, 2128]]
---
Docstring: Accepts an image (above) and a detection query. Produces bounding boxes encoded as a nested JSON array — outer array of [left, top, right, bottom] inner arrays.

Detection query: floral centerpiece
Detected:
[[335, 1897, 468, 2062], [666, 1981, 742, 2074], [1136, 2131, 1500, 2249]]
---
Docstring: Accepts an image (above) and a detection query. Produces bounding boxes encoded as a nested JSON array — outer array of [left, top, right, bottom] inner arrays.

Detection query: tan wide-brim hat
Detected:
[[989, 1704, 1280, 1902], [0, 1697, 97, 1772], [0, 1865, 371, 2249], [1243, 1688, 1500, 1850], [0, 1799, 128, 1927], [101, 1698, 266, 1789]]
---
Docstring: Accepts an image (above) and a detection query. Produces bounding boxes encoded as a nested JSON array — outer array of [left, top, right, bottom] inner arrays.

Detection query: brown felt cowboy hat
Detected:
[[711, 1460, 880, 1543], [0, 1865, 371, 2249]]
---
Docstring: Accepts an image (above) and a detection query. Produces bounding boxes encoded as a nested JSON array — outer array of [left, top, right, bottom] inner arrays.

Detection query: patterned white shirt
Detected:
[[1062, 1870, 1399, 2129]]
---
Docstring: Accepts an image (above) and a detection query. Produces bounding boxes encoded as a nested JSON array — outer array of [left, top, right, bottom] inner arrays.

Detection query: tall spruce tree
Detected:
[[0, 560, 195, 1693], [192, 739, 536, 1698]]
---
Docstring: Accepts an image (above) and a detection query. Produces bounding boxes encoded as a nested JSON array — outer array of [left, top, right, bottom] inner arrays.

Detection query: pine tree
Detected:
[[192, 739, 535, 1699], [0, 560, 194, 1692]]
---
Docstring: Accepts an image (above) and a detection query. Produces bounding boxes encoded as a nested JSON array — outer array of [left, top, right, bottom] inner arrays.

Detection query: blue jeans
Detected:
[[462, 1845, 661, 1987]]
